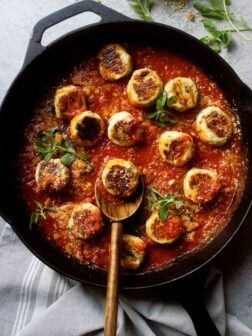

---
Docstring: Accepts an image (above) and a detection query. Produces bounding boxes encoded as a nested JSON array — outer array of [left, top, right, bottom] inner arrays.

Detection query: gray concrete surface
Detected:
[[0, 0, 252, 329]]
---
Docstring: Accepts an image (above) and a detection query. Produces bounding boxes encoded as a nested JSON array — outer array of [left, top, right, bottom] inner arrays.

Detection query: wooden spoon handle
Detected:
[[104, 222, 123, 336]]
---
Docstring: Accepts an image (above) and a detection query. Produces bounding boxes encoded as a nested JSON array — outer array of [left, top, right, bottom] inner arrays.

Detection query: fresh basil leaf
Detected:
[[167, 95, 177, 107], [146, 111, 158, 119], [210, 0, 231, 11], [128, 0, 153, 22], [158, 204, 169, 221], [46, 207, 57, 213], [61, 138, 76, 154], [202, 19, 219, 34], [201, 35, 222, 53], [220, 31, 232, 48], [193, 3, 225, 20], [43, 152, 53, 161], [156, 91, 167, 110], [60, 153, 76, 166]]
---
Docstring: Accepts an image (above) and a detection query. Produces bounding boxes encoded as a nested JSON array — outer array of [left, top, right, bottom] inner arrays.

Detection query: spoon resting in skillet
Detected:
[[95, 177, 144, 336]]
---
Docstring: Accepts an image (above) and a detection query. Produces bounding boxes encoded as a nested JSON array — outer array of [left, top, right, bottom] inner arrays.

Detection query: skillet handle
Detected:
[[170, 267, 222, 336], [23, 0, 131, 66]]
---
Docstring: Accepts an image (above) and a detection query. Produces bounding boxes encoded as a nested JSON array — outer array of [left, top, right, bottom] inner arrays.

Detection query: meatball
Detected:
[[183, 168, 221, 204], [195, 106, 233, 146], [54, 85, 86, 119], [127, 68, 163, 107], [120, 234, 147, 270], [68, 203, 104, 240], [98, 43, 132, 81], [101, 159, 139, 197], [158, 131, 194, 166], [146, 211, 183, 244], [70, 110, 104, 146], [108, 112, 144, 146], [164, 77, 199, 112], [35, 159, 70, 192]]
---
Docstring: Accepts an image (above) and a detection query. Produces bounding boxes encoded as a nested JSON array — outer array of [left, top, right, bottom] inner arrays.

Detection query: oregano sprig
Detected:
[[35, 127, 90, 166], [147, 188, 189, 221], [146, 91, 177, 127], [29, 201, 56, 230], [193, 0, 252, 52]]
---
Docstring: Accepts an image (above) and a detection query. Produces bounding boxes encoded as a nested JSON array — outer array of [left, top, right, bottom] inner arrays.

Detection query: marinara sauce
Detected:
[[18, 44, 247, 270]]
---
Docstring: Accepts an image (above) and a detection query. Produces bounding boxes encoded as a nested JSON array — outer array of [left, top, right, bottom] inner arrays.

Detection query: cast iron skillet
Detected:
[[0, 1, 252, 335]]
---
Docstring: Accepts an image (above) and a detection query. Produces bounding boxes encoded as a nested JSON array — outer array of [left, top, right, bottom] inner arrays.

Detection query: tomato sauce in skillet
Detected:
[[18, 44, 247, 270]]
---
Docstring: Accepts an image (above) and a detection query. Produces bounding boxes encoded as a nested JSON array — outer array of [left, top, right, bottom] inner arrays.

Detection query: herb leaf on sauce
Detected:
[[147, 188, 189, 221], [127, 0, 153, 22], [29, 201, 56, 230], [35, 127, 91, 166], [146, 92, 177, 127]]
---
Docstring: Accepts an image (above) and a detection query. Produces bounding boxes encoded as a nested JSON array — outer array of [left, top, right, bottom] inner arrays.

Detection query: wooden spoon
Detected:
[[95, 177, 144, 336]]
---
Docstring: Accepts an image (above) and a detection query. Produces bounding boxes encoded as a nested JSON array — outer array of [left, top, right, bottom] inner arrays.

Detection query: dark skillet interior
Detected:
[[0, 20, 252, 289]]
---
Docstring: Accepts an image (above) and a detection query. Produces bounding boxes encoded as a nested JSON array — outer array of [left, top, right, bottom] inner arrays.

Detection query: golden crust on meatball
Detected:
[[98, 44, 132, 81], [35, 159, 70, 192], [127, 68, 163, 107], [70, 111, 105, 146], [101, 159, 139, 198], [120, 234, 147, 270], [195, 106, 233, 146], [108, 112, 144, 146], [146, 211, 183, 244], [158, 131, 194, 166], [54, 85, 86, 119], [183, 168, 221, 204], [68, 203, 104, 240], [164, 77, 199, 112]]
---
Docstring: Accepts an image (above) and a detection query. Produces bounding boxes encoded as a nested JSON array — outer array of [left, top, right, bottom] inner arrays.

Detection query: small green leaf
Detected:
[[29, 212, 38, 230], [146, 111, 158, 119], [202, 19, 219, 34], [167, 95, 177, 107], [61, 138, 76, 153], [193, 2, 226, 20], [44, 152, 53, 161], [60, 153, 76, 166], [158, 204, 169, 221], [156, 91, 167, 110], [210, 0, 231, 11], [220, 31, 232, 48], [127, 0, 153, 22], [46, 207, 57, 213], [145, 91, 177, 127], [148, 188, 190, 222], [29, 202, 57, 230]]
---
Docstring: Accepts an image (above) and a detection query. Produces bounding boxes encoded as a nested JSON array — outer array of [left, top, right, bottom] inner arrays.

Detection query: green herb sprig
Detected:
[[193, 0, 252, 52], [146, 91, 177, 127], [147, 188, 189, 221], [201, 19, 232, 52], [127, 0, 153, 22], [35, 127, 89, 166], [29, 201, 56, 230]]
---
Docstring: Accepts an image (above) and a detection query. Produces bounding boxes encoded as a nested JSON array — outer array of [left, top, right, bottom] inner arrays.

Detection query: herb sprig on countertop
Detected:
[[193, 0, 252, 52], [127, 0, 153, 22], [146, 91, 177, 127], [35, 126, 90, 166], [147, 188, 190, 221], [29, 201, 56, 230]]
